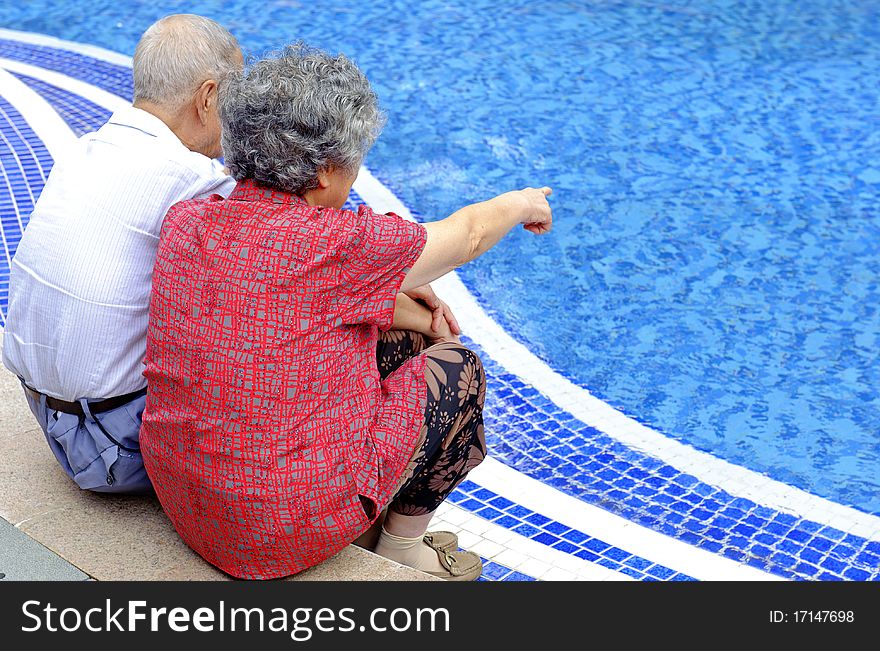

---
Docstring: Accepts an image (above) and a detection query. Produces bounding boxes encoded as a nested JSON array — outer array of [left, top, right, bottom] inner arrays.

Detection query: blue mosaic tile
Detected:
[[799, 548, 823, 564], [665, 484, 686, 497], [481, 561, 514, 581], [855, 551, 880, 567], [541, 521, 569, 536], [646, 565, 675, 579], [602, 547, 630, 562], [772, 513, 798, 527], [765, 522, 792, 536], [0, 95, 52, 324], [820, 557, 847, 574], [681, 493, 703, 506], [457, 480, 480, 494], [771, 552, 797, 568], [533, 532, 561, 546], [683, 519, 705, 533], [583, 538, 611, 553], [488, 496, 514, 510], [698, 540, 722, 553], [596, 558, 619, 571], [679, 532, 700, 546], [829, 544, 856, 560], [817, 572, 842, 581], [743, 515, 767, 529], [798, 521, 823, 535], [504, 504, 532, 519], [753, 506, 776, 520], [562, 529, 590, 544], [472, 488, 495, 501], [657, 466, 678, 478], [794, 562, 820, 576], [501, 572, 536, 582], [747, 557, 769, 570], [664, 512, 685, 525], [525, 513, 551, 527], [808, 537, 834, 552], [575, 549, 600, 562], [446, 490, 467, 504], [785, 529, 811, 543], [624, 556, 652, 571], [552, 540, 579, 555], [494, 515, 519, 529], [513, 523, 540, 538], [476, 506, 504, 520], [459, 498, 483, 512], [843, 568, 870, 581], [618, 566, 644, 579], [817, 527, 847, 542], [754, 533, 777, 546], [777, 539, 802, 555]]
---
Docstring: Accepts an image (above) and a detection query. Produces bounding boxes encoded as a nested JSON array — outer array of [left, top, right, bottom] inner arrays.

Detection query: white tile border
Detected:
[[0, 58, 129, 112], [0, 28, 132, 67], [467, 458, 784, 581], [0, 67, 76, 161], [434, 502, 634, 581]]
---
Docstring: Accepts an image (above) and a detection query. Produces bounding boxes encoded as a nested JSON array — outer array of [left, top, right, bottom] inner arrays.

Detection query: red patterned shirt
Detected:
[[141, 179, 428, 579]]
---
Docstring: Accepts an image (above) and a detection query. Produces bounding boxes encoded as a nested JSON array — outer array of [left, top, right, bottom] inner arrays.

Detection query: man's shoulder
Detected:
[[166, 193, 224, 218], [88, 111, 230, 190]]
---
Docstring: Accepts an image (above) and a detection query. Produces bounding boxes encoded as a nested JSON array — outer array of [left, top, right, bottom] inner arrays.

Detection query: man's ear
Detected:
[[194, 79, 217, 125]]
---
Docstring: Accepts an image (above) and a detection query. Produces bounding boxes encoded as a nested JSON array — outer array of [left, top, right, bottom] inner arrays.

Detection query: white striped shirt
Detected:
[[2, 105, 236, 400]]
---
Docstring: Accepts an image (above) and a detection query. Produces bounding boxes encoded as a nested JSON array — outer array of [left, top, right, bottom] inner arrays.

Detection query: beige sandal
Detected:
[[423, 548, 483, 581], [423, 531, 459, 553]]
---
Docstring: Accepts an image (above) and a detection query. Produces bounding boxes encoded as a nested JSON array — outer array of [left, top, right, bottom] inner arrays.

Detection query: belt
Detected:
[[22, 384, 147, 417]]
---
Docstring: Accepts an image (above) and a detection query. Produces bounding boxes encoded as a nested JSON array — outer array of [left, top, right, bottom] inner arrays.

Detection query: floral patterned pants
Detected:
[[376, 330, 487, 516]]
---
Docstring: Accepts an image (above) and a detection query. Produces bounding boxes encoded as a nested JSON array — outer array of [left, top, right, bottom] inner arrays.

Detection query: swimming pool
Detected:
[[1, 0, 878, 581]]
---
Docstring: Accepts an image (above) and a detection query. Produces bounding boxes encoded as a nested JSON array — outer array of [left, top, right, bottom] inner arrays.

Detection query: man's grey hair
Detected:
[[219, 43, 386, 195], [133, 14, 240, 109]]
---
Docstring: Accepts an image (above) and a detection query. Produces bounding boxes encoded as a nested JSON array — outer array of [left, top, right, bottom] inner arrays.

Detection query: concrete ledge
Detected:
[[0, 353, 436, 581]]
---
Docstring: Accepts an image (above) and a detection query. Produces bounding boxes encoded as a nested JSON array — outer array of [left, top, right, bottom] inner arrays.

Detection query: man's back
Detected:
[[2, 105, 234, 401], [1, 13, 241, 494]]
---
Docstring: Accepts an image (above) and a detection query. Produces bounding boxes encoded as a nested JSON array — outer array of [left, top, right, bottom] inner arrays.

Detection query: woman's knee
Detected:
[[456, 346, 485, 408]]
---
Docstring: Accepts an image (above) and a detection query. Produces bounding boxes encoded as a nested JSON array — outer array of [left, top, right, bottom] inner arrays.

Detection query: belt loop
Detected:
[[79, 397, 97, 422], [79, 398, 116, 487]]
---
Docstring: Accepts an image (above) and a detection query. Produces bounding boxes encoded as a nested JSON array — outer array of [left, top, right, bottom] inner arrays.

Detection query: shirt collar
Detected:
[[227, 178, 308, 205], [105, 105, 182, 143]]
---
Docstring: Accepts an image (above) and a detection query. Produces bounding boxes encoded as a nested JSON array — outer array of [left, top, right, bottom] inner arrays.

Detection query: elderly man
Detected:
[[1, 14, 242, 493]]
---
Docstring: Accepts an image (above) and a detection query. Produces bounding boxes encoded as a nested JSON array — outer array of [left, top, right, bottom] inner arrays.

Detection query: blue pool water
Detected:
[[2, 0, 879, 515]]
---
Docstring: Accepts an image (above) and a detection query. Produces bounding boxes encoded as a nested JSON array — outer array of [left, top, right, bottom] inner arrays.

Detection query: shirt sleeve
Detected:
[[190, 159, 236, 199], [332, 205, 427, 329]]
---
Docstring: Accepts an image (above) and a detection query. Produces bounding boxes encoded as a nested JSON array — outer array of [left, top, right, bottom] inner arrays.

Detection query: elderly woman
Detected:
[[140, 44, 552, 581]]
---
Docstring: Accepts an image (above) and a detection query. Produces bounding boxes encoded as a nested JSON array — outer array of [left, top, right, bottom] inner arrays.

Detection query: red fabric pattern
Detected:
[[140, 179, 428, 579]]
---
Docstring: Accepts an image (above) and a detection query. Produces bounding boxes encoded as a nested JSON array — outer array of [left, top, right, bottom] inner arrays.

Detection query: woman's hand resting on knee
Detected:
[[391, 292, 461, 345]]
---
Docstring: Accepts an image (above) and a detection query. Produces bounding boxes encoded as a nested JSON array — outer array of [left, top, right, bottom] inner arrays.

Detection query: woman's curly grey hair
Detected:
[[219, 43, 385, 194]]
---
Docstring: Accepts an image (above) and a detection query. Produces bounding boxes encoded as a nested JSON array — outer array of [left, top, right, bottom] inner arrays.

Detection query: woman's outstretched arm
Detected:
[[401, 187, 553, 292]]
